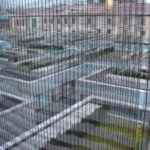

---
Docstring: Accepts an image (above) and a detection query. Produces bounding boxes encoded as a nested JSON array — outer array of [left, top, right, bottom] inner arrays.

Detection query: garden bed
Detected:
[[85, 47, 114, 60], [111, 68, 150, 80], [17, 55, 78, 73], [0, 99, 71, 146], [17, 59, 53, 72], [86, 67, 150, 90], [40, 105, 149, 150]]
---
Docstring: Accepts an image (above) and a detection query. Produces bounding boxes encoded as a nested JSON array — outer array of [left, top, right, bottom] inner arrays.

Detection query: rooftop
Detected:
[[0, 95, 22, 112], [0, 96, 74, 147], [8, 97, 149, 150], [78, 68, 150, 111], [86, 67, 150, 90]]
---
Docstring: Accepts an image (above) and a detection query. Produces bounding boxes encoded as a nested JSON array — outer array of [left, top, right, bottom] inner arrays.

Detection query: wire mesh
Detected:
[[0, 0, 149, 150]]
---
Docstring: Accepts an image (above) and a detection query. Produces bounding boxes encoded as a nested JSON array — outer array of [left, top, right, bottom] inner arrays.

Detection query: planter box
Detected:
[[0, 63, 102, 96]]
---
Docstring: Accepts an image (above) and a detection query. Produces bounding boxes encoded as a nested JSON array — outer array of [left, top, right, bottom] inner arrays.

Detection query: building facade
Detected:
[[9, 3, 150, 44]]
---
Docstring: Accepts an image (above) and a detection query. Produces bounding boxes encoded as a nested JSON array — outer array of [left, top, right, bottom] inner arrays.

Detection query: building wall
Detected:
[[10, 13, 150, 43], [143, 16, 150, 43]]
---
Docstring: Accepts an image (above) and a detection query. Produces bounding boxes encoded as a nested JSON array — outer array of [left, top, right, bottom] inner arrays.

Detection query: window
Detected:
[[50, 18, 53, 24], [16, 19, 19, 26], [64, 18, 67, 24], [97, 29, 101, 33], [72, 17, 75, 24], [57, 18, 61, 24], [87, 17, 91, 25], [141, 18, 145, 25], [32, 18, 37, 28], [141, 30, 145, 36], [107, 18, 111, 24], [22, 19, 25, 26], [107, 29, 111, 34], [44, 18, 47, 24], [124, 16, 128, 25]]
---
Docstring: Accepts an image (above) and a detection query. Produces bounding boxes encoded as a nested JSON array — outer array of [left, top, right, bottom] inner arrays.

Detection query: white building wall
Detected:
[[143, 16, 150, 43], [11, 13, 150, 44]]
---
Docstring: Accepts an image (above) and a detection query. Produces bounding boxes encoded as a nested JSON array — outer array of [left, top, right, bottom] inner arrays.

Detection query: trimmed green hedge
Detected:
[[17, 60, 53, 72], [111, 68, 150, 80]]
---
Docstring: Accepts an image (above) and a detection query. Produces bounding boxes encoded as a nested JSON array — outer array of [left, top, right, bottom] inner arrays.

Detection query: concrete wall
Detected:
[[0, 63, 101, 96], [77, 79, 150, 108]]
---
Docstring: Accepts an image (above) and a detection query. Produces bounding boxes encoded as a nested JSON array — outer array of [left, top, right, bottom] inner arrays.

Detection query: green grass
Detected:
[[49, 138, 90, 150], [82, 118, 135, 139], [96, 122, 134, 139], [86, 134, 133, 150], [17, 60, 53, 72], [17, 52, 75, 72], [66, 130, 134, 150]]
